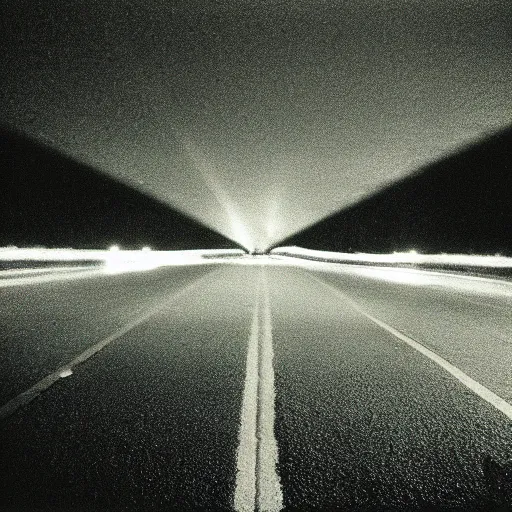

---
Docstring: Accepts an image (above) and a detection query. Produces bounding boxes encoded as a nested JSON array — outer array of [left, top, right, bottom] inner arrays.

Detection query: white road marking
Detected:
[[235, 268, 283, 512], [0, 270, 219, 422], [0, 267, 106, 288], [257, 273, 283, 511], [0, 266, 94, 279], [234, 285, 260, 512], [308, 272, 512, 421]]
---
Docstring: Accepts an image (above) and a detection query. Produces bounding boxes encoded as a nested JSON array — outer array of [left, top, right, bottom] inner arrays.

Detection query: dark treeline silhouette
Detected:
[[279, 126, 512, 255], [0, 127, 238, 250]]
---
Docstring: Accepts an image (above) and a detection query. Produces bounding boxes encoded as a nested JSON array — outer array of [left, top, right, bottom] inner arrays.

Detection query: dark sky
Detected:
[[280, 126, 512, 255], [0, 127, 238, 250], [2, 0, 511, 250]]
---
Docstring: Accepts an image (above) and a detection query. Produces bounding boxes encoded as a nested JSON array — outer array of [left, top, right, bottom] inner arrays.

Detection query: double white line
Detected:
[[235, 268, 283, 512]]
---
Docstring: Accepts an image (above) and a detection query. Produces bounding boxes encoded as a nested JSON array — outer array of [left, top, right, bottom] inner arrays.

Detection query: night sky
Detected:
[[2, 1, 511, 251], [280, 126, 512, 255], [0, 127, 238, 250]]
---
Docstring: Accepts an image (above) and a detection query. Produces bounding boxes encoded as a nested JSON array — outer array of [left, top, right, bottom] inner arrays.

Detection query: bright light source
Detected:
[[409, 249, 418, 254], [141, 246, 152, 251], [109, 245, 120, 252], [355, 268, 431, 286]]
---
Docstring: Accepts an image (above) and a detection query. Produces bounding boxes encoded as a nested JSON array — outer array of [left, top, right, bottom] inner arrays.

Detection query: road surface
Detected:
[[1, 257, 511, 511]]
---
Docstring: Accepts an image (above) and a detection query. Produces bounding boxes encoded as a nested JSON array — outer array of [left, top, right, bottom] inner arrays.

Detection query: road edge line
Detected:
[[0, 267, 222, 422], [306, 271, 512, 422]]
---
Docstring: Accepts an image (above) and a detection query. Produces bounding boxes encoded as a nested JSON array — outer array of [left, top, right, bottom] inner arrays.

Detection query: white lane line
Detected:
[[307, 272, 512, 422], [0, 270, 219, 422], [0, 267, 104, 288], [234, 285, 261, 512], [0, 266, 94, 278], [235, 268, 283, 512], [257, 271, 283, 512]]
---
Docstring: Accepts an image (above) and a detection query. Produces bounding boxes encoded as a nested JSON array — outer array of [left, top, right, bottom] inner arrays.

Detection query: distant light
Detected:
[[409, 249, 418, 254], [109, 245, 120, 252], [141, 246, 152, 252]]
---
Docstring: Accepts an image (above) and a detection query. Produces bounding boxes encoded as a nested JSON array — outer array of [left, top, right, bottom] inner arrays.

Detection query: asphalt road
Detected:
[[1, 257, 511, 511]]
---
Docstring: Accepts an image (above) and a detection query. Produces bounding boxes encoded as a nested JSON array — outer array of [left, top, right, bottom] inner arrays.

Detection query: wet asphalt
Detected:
[[1, 258, 511, 511]]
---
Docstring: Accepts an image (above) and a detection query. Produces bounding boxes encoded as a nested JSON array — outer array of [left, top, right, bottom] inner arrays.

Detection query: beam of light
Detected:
[[0, 248, 246, 275], [3, 247, 511, 272], [180, 136, 255, 252], [102, 251, 161, 274], [3, 1, 510, 252], [270, 247, 512, 268], [264, 194, 282, 245], [340, 267, 434, 286], [101, 249, 247, 274]]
